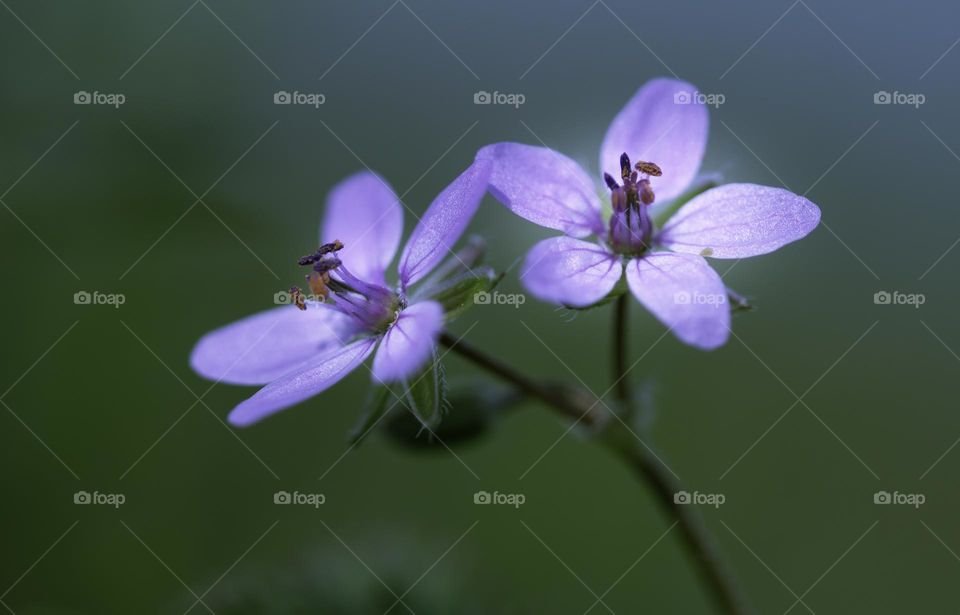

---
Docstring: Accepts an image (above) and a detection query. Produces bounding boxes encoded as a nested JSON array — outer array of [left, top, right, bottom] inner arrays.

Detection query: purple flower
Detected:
[[477, 78, 820, 350], [190, 160, 491, 426]]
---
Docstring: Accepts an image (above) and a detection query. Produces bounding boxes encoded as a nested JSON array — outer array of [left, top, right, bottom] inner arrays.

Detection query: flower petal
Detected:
[[625, 252, 729, 350], [322, 171, 403, 285], [476, 142, 603, 238], [398, 159, 491, 288], [227, 337, 377, 427], [521, 236, 622, 307], [190, 305, 352, 386], [372, 300, 444, 383], [600, 78, 709, 202], [658, 184, 821, 258]]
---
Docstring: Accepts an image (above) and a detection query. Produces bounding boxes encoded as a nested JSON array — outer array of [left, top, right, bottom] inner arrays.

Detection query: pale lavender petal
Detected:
[[521, 236, 622, 307], [228, 337, 377, 427], [625, 252, 729, 350], [476, 142, 603, 238], [398, 159, 491, 288], [658, 184, 821, 258], [322, 171, 403, 285], [190, 304, 351, 386], [600, 78, 709, 202], [372, 300, 444, 383]]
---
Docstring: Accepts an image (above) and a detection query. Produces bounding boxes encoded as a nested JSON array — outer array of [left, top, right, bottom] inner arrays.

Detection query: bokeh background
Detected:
[[2, 0, 959, 612]]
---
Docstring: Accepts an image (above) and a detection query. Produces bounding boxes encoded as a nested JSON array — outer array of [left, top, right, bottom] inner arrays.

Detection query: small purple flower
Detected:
[[477, 78, 820, 350], [190, 160, 491, 426]]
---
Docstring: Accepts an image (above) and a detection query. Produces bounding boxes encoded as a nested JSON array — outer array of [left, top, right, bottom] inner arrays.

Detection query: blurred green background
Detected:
[[2, 0, 959, 612]]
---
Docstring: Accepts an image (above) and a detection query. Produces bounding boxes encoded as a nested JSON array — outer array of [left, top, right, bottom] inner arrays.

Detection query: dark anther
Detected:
[[635, 161, 663, 177], [603, 172, 620, 191], [312, 257, 341, 274], [619, 153, 632, 181], [297, 240, 344, 266]]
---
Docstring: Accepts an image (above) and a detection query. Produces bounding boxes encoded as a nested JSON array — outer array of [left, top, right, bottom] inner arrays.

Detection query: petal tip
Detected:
[[800, 196, 822, 231], [678, 325, 730, 351], [227, 404, 258, 428]]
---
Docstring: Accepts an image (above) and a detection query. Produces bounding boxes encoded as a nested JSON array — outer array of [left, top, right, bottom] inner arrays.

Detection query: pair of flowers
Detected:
[[191, 78, 820, 427]]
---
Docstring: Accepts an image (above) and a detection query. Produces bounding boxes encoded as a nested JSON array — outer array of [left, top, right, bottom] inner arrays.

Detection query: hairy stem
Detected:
[[613, 294, 631, 407], [601, 422, 748, 614], [608, 295, 746, 614], [438, 332, 602, 426], [439, 331, 748, 615]]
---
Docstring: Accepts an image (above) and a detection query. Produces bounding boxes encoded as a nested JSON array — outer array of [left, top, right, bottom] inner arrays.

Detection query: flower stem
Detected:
[[438, 331, 748, 615], [600, 421, 749, 615], [613, 294, 631, 407], [607, 295, 747, 614], [438, 332, 603, 426]]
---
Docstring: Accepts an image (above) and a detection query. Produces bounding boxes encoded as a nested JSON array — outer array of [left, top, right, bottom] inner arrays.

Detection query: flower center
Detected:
[[604, 152, 660, 256], [290, 241, 402, 333]]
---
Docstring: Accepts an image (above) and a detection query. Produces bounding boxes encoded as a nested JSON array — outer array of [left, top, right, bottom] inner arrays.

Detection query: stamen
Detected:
[[289, 286, 307, 310], [619, 153, 632, 181], [312, 256, 341, 275], [638, 179, 655, 205], [306, 271, 331, 300], [634, 161, 662, 177], [606, 153, 663, 255], [290, 239, 399, 332], [297, 240, 344, 266], [296, 242, 345, 301], [603, 172, 620, 191]]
